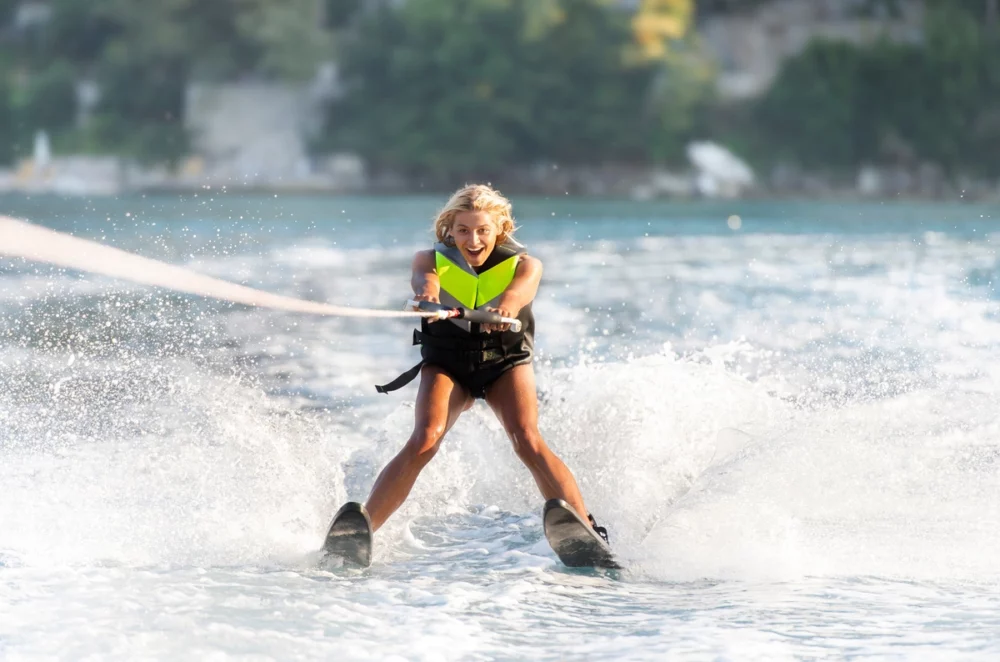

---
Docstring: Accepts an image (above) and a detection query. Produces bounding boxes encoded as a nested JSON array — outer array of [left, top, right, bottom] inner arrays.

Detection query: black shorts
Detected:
[[376, 323, 534, 398], [424, 353, 532, 399]]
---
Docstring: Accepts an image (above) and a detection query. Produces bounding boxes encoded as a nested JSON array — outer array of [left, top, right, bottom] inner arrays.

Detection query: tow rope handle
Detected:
[[405, 299, 522, 333]]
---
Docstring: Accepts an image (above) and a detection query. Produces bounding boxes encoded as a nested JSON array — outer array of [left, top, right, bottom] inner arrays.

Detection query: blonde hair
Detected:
[[433, 184, 517, 246]]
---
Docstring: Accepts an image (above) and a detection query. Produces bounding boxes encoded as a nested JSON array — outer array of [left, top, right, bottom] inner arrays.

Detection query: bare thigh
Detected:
[[485, 363, 539, 438], [412, 363, 474, 446]]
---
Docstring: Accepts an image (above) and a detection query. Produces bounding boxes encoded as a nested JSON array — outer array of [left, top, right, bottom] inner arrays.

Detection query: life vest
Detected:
[[375, 239, 535, 395], [433, 239, 525, 333]]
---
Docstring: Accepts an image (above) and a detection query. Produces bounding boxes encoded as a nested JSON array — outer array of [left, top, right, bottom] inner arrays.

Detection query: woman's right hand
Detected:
[[410, 293, 444, 321]]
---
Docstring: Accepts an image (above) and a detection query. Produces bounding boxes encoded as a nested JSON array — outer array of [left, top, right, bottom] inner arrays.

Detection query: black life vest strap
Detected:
[[375, 360, 424, 394], [374, 330, 506, 394], [413, 329, 501, 352]]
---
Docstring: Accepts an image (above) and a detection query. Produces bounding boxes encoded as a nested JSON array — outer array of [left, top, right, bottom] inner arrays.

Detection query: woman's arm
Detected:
[[411, 249, 440, 302], [488, 255, 542, 332]]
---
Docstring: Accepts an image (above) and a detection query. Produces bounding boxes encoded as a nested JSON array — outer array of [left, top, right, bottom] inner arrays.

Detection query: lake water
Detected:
[[1, 194, 998, 660]]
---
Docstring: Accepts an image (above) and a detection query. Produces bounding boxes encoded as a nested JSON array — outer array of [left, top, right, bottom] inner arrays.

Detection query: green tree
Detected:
[[18, 60, 77, 133], [0, 0, 17, 25], [92, 70, 187, 165], [2, 0, 335, 163], [918, 1, 1000, 173], [235, 0, 333, 79], [325, 0, 364, 30], [0, 72, 14, 165], [644, 42, 715, 163], [324, 0, 702, 179], [325, 0, 532, 178], [755, 1, 1000, 177], [89, 0, 331, 80], [13, 0, 121, 67], [756, 40, 867, 169]]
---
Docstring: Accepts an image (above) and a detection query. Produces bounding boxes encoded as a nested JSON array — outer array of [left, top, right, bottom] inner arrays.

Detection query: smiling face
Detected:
[[450, 210, 499, 267]]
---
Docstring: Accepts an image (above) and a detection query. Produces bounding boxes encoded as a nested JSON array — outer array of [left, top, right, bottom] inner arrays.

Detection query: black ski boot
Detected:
[[588, 514, 610, 545]]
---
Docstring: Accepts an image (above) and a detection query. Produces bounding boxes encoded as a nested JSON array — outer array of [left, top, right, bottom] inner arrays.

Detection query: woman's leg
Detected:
[[365, 365, 472, 531], [485, 364, 590, 520]]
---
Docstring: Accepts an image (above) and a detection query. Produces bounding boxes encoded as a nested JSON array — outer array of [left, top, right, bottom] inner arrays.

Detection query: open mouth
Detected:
[[465, 247, 485, 260]]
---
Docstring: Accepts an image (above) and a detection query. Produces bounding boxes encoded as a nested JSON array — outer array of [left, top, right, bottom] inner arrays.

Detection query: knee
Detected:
[[509, 425, 547, 465], [404, 423, 446, 466]]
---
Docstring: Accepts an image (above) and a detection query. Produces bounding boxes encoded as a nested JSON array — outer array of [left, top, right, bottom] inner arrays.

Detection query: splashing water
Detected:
[[1, 197, 999, 659]]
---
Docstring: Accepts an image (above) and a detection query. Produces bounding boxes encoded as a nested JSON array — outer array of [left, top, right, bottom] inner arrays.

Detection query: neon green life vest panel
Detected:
[[434, 241, 524, 310]]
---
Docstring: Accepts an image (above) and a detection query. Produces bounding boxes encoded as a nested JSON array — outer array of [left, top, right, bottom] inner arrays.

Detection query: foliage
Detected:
[[89, 54, 189, 165], [325, 0, 364, 30], [645, 39, 717, 162], [631, 0, 694, 61], [7, 0, 995, 180], [322, 0, 707, 178], [234, 0, 332, 79], [0, 72, 13, 165], [2, 0, 708, 172], [916, 1, 1000, 173], [68, 0, 332, 80], [754, 1, 1000, 177], [0, 0, 333, 164], [13, 0, 122, 67], [17, 60, 77, 134], [756, 40, 868, 169], [0, 0, 18, 26]]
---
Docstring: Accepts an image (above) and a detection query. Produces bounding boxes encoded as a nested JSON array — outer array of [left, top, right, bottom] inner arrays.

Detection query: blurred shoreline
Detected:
[[1, 154, 996, 203]]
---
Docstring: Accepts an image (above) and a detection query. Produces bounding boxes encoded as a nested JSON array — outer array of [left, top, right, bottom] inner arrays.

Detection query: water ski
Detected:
[[322, 502, 373, 567], [543, 499, 621, 569]]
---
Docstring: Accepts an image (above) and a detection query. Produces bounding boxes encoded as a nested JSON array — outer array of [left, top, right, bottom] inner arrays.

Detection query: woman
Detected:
[[371, 184, 607, 540]]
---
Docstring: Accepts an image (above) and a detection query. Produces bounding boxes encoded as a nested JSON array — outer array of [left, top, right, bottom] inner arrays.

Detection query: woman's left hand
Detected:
[[484, 307, 516, 334]]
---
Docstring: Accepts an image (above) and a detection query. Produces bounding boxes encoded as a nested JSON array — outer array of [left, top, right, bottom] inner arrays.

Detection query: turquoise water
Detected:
[[1, 194, 999, 660]]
